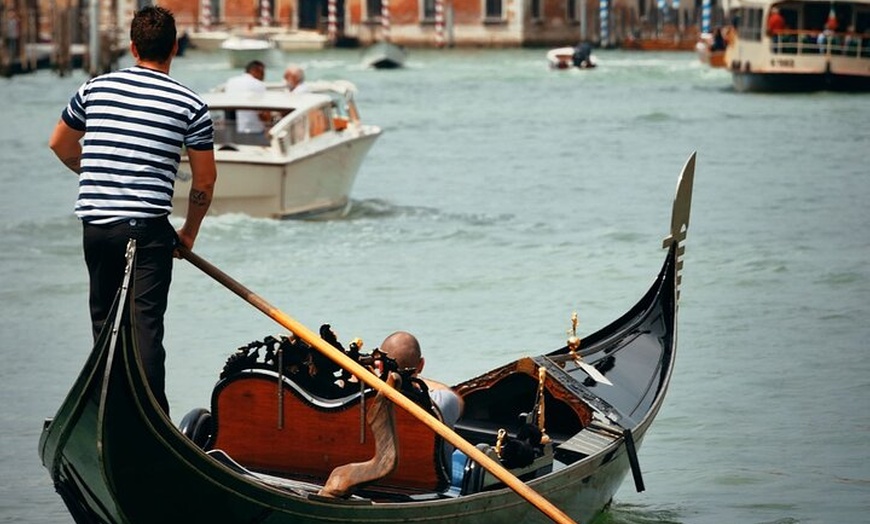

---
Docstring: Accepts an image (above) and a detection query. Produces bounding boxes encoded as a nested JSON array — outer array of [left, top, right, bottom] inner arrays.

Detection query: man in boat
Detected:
[[767, 7, 787, 41], [225, 60, 270, 144], [710, 27, 727, 52], [379, 331, 464, 471], [48, 6, 217, 415], [571, 42, 593, 68], [283, 64, 309, 93]]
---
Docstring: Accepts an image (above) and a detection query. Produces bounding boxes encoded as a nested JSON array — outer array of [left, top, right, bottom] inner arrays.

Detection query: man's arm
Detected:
[[176, 148, 217, 253], [48, 119, 85, 174]]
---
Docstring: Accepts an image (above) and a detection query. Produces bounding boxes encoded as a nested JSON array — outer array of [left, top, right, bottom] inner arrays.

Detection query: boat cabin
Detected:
[[202, 91, 338, 152], [730, 0, 870, 58]]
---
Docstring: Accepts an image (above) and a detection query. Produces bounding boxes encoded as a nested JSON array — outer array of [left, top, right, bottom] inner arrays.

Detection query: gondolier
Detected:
[[47, 5, 217, 414]]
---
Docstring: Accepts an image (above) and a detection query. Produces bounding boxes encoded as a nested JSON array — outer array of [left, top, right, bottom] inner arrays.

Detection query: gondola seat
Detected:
[[209, 368, 451, 494]]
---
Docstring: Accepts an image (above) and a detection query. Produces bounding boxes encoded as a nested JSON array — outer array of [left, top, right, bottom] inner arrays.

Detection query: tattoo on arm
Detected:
[[63, 156, 81, 174], [190, 189, 210, 207]]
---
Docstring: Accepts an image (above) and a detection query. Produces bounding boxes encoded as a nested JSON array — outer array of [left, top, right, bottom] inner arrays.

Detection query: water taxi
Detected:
[[725, 0, 870, 91]]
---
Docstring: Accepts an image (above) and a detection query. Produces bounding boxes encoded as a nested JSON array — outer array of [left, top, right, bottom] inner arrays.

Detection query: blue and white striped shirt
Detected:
[[61, 66, 213, 224]]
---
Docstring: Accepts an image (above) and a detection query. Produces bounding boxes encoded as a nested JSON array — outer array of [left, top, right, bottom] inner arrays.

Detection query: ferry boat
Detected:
[[725, 0, 870, 92]]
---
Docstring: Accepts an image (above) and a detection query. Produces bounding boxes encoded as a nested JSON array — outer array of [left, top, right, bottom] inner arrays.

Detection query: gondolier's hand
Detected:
[[173, 229, 196, 259]]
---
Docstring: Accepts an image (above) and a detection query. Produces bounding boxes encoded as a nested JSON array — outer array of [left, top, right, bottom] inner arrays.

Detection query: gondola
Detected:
[[38, 153, 696, 524]]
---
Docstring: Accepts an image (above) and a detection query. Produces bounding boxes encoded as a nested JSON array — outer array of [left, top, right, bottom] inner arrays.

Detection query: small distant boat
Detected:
[[622, 25, 697, 51], [270, 30, 329, 51], [547, 45, 598, 70], [221, 36, 274, 69], [173, 86, 382, 220], [39, 153, 697, 524], [361, 41, 407, 69], [695, 39, 726, 68], [188, 30, 232, 52], [695, 27, 731, 69], [726, 0, 870, 92]]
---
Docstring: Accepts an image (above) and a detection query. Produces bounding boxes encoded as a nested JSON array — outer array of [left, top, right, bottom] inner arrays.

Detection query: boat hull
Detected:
[[362, 42, 407, 69], [188, 31, 232, 52], [173, 131, 380, 220], [41, 346, 641, 524], [731, 69, 870, 92], [271, 31, 329, 51], [546, 47, 597, 69], [221, 38, 275, 69], [38, 249, 672, 523]]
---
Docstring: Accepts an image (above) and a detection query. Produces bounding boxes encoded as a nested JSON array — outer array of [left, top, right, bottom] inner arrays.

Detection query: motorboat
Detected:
[[361, 41, 407, 69], [696, 39, 727, 68], [547, 44, 598, 69], [696, 27, 730, 68], [270, 30, 329, 51], [172, 87, 382, 220], [725, 0, 870, 92], [188, 30, 232, 52], [39, 153, 697, 524], [221, 36, 275, 69]]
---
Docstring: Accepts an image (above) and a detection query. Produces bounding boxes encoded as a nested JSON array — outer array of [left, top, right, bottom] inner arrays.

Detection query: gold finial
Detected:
[[351, 338, 363, 350], [495, 428, 506, 458], [536, 367, 551, 444], [567, 311, 581, 354]]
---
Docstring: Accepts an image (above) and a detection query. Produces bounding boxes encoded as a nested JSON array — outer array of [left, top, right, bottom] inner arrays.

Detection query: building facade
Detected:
[[13, 0, 709, 51]]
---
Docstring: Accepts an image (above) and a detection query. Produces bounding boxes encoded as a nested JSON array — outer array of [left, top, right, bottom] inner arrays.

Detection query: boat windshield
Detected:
[[211, 104, 335, 147]]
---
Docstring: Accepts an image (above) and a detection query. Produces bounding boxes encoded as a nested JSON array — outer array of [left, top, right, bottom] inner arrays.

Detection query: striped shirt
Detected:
[[61, 66, 214, 224]]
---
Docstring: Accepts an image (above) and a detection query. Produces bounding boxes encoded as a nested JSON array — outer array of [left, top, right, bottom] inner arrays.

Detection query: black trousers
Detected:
[[83, 216, 175, 414]]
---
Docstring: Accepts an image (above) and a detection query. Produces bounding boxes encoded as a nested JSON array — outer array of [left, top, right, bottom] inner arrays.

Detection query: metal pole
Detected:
[[88, 0, 100, 76]]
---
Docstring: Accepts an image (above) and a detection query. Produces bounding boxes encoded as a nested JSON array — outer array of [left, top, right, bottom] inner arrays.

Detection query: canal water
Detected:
[[0, 47, 867, 523]]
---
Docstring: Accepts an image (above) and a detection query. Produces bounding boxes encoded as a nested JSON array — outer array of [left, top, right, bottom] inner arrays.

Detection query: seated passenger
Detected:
[[379, 331, 464, 473]]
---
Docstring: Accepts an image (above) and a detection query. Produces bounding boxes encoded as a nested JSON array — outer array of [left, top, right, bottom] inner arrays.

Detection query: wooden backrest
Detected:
[[210, 370, 450, 493]]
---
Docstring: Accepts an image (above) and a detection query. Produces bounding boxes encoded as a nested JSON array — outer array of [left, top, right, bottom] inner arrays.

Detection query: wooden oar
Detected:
[[179, 247, 577, 524]]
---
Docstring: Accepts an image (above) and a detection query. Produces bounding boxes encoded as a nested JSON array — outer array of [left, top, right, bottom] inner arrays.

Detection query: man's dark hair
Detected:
[[245, 60, 266, 73], [130, 6, 177, 62]]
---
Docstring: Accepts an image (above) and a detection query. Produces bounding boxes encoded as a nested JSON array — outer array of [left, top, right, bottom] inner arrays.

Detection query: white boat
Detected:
[[173, 88, 382, 220], [725, 0, 870, 92], [361, 42, 407, 69], [270, 30, 329, 51], [221, 36, 275, 69], [188, 30, 232, 52], [546, 45, 597, 69]]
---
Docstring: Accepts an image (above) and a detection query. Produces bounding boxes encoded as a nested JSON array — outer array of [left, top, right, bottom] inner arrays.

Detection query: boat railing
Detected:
[[769, 29, 870, 59]]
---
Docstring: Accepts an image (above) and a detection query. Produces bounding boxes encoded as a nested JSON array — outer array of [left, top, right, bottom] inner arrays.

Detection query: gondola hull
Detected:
[[39, 154, 696, 524]]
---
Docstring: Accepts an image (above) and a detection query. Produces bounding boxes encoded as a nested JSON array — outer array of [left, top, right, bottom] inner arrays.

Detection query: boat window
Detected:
[[212, 109, 232, 144], [858, 9, 870, 33], [737, 8, 763, 41], [211, 108, 270, 146], [309, 107, 332, 138], [290, 117, 307, 144]]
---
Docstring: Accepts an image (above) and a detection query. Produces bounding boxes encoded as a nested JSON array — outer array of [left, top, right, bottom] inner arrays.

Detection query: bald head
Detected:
[[380, 331, 424, 374]]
